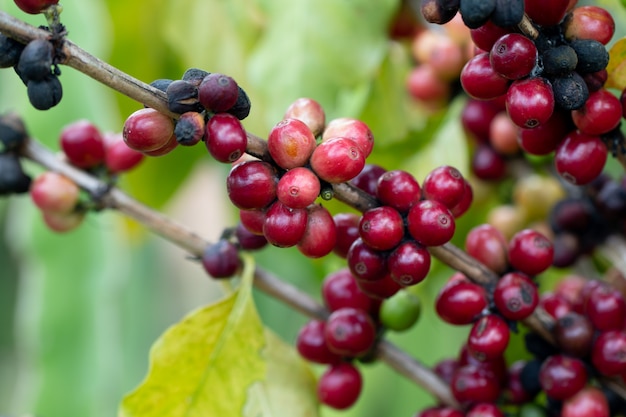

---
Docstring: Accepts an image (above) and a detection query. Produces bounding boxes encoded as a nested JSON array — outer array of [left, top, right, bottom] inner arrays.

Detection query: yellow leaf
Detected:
[[118, 256, 266, 417], [244, 330, 319, 417], [606, 37, 626, 90]]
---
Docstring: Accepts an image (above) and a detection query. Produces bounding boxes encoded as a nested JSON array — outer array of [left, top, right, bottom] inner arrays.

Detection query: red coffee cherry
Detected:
[[317, 363, 362, 409], [351, 164, 387, 197], [332, 212, 360, 258], [571, 89, 622, 136], [347, 238, 387, 282], [123, 108, 175, 153], [470, 21, 510, 52], [226, 160, 278, 210], [417, 407, 464, 417], [506, 77, 555, 129], [435, 278, 488, 325], [297, 204, 337, 258], [355, 273, 403, 300], [460, 53, 510, 100], [422, 165, 467, 210], [103, 133, 145, 174], [555, 130, 607, 185], [466, 403, 505, 417], [324, 307, 377, 357], [592, 330, 626, 376], [205, 113, 247, 163], [524, 0, 570, 26], [563, 6, 616, 45], [322, 268, 373, 313], [407, 200, 456, 246], [14, 0, 59, 14], [41, 210, 85, 233], [267, 118, 317, 169], [517, 110, 569, 156], [359, 206, 405, 251], [451, 364, 501, 404], [284, 97, 326, 137], [310, 137, 366, 183], [465, 223, 509, 274], [585, 284, 626, 331], [471, 144, 507, 181], [234, 222, 267, 251], [539, 291, 573, 320], [262, 201, 308, 248], [238, 209, 265, 236], [376, 169, 421, 213], [322, 117, 375, 157], [60, 120, 106, 169], [539, 355, 588, 400], [562, 387, 610, 417], [201, 240, 241, 279], [387, 241, 431, 286], [508, 229, 554, 276], [296, 320, 342, 365], [30, 171, 80, 214], [553, 312, 595, 358], [276, 167, 320, 209], [198, 73, 239, 112], [493, 272, 538, 321], [489, 33, 537, 80], [467, 314, 510, 361]]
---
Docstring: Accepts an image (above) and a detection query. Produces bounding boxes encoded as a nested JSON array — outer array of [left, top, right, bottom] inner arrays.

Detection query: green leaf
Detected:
[[606, 37, 626, 90], [119, 256, 266, 417], [244, 329, 319, 417]]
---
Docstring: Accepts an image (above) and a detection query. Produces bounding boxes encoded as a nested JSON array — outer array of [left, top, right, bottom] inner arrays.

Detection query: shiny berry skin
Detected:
[[59, 120, 106, 169], [450, 179, 473, 218], [201, 240, 241, 279], [466, 403, 505, 417], [205, 113, 247, 163], [490, 34, 537, 80], [506, 77, 555, 129], [387, 241, 431, 286], [562, 387, 610, 417], [465, 223, 509, 274], [571, 89, 622, 136], [317, 363, 362, 409], [436, 279, 488, 325], [234, 222, 267, 251], [324, 307, 376, 357], [585, 284, 626, 331], [493, 272, 538, 321], [553, 312, 594, 358], [30, 171, 80, 213], [268, 118, 316, 169], [508, 229, 553, 276], [518, 110, 569, 155], [332, 212, 360, 258], [347, 238, 387, 282], [226, 160, 277, 210], [460, 53, 510, 100], [310, 137, 365, 184], [123, 108, 175, 152], [471, 144, 507, 181], [197, 73, 239, 112], [379, 290, 421, 331], [376, 170, 421, 213], [539, 291, 573, 320], [422, 165, 466, 210], [451, 364, 501, 404], [351, 164, 386, 196], [359, 206, 404, 251], [554, 130, 607, 185], [407, 200, 456, 246], [322, 118, 375, 158], [539, 355, 587, 400], [238, 209, 265, 235], [296, 320, 342, 365], [284, 97, 325, 137], [470, 21, 510, 52], [592, 330, 626, 376], [104, 133, 145, 174], [276, 167, 320, 209], [322, 268, 372, 313], [524, 0, 569, 26], [262, 201, 308, 248], [14, 0, 59, 14], [297, 204, 337, 258], [563, 6, 615, 45], [467, 314, 510, 361]]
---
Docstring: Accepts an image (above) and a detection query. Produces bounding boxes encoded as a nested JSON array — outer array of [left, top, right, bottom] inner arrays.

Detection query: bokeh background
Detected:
[[1, 0, 625, 416]]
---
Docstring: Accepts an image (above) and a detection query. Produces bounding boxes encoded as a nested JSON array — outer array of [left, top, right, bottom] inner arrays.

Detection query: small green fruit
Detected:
[[379, 290, 421, 332]]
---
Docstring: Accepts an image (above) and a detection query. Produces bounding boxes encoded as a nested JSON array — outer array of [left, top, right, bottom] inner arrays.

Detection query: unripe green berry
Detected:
[[379, 290, 421, 332]]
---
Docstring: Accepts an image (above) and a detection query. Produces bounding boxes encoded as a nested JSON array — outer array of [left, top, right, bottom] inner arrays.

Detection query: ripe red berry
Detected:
[[201, 240, 241, 279], [234, 222, 267, 250], [490, 33, 537, 80], [471, 144, 507, 181], [198, 73, 239, 112], [14, 0, 59, 14], [205, 113, 247, 163], [422, 165, 466, 210], [506, 77, 555, 129], [539, 291, 573, 320], [60, 120, 106, 169], [460, 53, 510, 100], [317, 363, 362, 409], [276, 167, 320, 209], [585, 284, 626, 331], [451, 364, 501, 404], [103, 133, 144, 174], [508, 229, 554, 276], [284, 97, 326, 136], [571, 89, 622, 136], [387, 241, 431, 286], [562, 387, 610, 417], [465, 223, 509, 274], [268, 118, 317, 169], [297, 204, 337, 258], [30, 171, 80, 213], [563, 6, 615, 45], [238, 209, 265, 236], [435, 278, 488, 325], [524, 0, 570, 26], [359, 206, 405, 251], [493, 272, 538, 321], [296, 320, 342, 365], [226, 160, 278, 210], [347, 238, 387, 282], [553, 312, 595, 358], [123, 108, 175, 153], [470, 21, 510, 52], [376, 170, 421, 213], [539, 355, 587, 400], [351, 164, 386, 197], [322, 118, 375, 157], [262, 201, 308, 248], [324, 307, 377, 357], [310, 137, 365, 183], [417, 407, 464, 417], [555, 130, 607, 185], [592, 330, 626, 376], [450, 179, 473, 218], [467, 314, 510, 361], [407, 199, 456, 246], [332, 212, 360, 258], [517, 110, 569, 156], [462, 98, 502, 142], [322, 268, 373, 313]]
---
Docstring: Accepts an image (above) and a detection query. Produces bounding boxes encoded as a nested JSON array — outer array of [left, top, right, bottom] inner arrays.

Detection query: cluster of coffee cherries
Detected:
[[422, 0, 623, 187], [122, 68, 251, 159], [30, 119, 144, 232], [549, 173, 626, 267], [0, 113, 32, 195]]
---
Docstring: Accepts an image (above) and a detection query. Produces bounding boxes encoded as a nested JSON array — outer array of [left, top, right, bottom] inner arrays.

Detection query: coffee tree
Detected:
[[2, 0, 626, 416]]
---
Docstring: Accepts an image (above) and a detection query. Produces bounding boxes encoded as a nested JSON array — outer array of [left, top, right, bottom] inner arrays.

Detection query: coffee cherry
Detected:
[[539, 355, 587, 400], [332, 212, 360, 258], [359, 206, 404, 251], [181, 68, 209, 86], [592, 330, 626, 376], [553, 312, 594, 358], [436, 277, 488, 325], [262, 201, 308, 248], [17, 39, 53, 81], [379, 289, 421, 331], [434, 358, 459, 386], [123, 108, 175, 153], [422, 165, 466, 210], [310, 137, 365, 183], [103, 133, 145, 174], [585, 284, 626, 331], [198, 73, 239, 112], [542, 45, 578, 76], [467, 314, 510, 361], [407, 199, 455, 246], [60, 120, 106, 169], [508, 229, 553, 276], [14, 0, 58, 14], [41, 209, 85, 233], [451, 364, 501, 404], [518, 110, 569, 155], [296, 320, 342, 365], [470, 21, 510, 52], [406, 64, 452, 105], [297, 204, 336, 258], [201, 240, 241, 279], [570, 39, 609, 74], [465, 223, 509, 274], [226, 160, 277, 210], [582, 69, 608, 93], [322, 268, 372, 313], [554, 130, 607, 185], [494, 272, 538, 321], [238, 209, 265, 236], [324, 307, 376, 357], [143, 132, 178, 157], [276, 167, 320, 209], [26, 75, 63, 110], [376, 170, 421, 213], [317, 363, 362, 409], [284, 97, 325, 137], [539, 291, 573, 320], [347, 238, 387, 282], [450, 179, 473, 218], [387, 241, 431, 286], [462, 98, 503, 142], [563, 6, 615, 45], [562, 387, 610, 417], [460, 53, 510, 100], [571, 89, 622, 136], [174, 111, 205, 146], [506, 77, 555, 129], [268, 118, 316, 169], [490, 34, 537, 80], [205, 113, 247, 162], [458, 344, 508, 385], [0, 34, 26, 68], [524, 0, 570, 26], [351, 164, 386, 197], [30, 171, 80, 213], [234, 222, 267, 251], [322, 118, 374, 158], [471, 144, 507, 181]]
